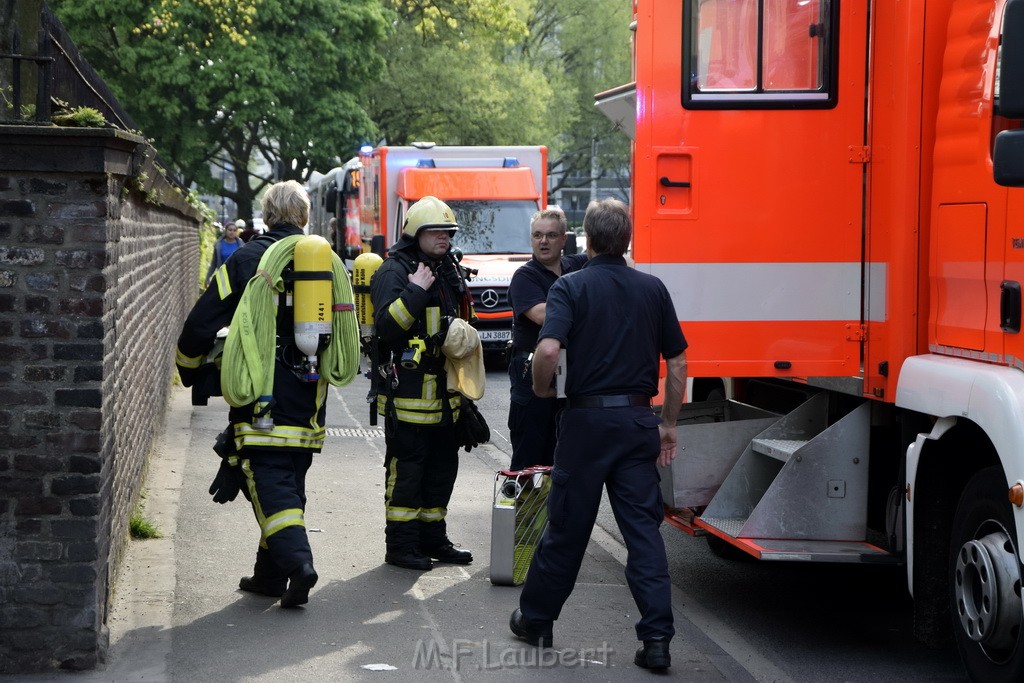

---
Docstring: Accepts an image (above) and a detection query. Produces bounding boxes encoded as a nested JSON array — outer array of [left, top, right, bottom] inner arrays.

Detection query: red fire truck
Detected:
[[601, 0, 1024, 678], [308, 157, 362, 265]]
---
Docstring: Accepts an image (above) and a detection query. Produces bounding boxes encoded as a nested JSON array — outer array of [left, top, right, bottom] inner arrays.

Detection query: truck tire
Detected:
[[949, 466, 1024, 682]]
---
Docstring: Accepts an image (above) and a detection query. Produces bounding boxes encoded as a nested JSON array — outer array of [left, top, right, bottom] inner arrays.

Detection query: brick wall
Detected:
[[0, 126, 201, 672]]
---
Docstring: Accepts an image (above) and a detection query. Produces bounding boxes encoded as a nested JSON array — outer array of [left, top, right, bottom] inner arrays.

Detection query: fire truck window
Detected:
[[763, 0, 823, 90], [695, 0, 757, 91], [687, 0, 834, 108], [447, 200, 535, 255]]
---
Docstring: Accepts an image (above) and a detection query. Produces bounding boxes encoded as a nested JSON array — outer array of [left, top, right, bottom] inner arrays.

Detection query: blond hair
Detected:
[[261, 180, 310, 228]]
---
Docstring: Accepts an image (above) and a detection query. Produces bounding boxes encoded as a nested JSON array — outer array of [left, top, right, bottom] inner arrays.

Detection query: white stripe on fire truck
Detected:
[[639, 262, 887, 323]]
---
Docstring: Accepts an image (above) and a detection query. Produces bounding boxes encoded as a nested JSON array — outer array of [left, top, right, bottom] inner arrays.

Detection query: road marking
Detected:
[[326, 427, 384, 438], [331, 386, 386, 461]]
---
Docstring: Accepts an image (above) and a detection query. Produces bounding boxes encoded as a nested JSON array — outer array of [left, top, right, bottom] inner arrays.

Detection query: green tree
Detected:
[[369, 0, 561, 147], [49, 0, 388, 221], [521, 0, 633, 198], [367, 0, 631, 202]]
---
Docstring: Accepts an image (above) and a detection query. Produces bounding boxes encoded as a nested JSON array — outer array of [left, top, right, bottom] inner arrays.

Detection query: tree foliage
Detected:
[[369, 0, 632, 198], [48, 0, 632, 216], [368, 0, 560, 147], [522, 0, 634, 197], [49, 0, 388, 220]]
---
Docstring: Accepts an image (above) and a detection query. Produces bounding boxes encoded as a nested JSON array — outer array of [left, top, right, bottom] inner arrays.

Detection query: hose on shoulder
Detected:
[[221, 235, 360, 407]]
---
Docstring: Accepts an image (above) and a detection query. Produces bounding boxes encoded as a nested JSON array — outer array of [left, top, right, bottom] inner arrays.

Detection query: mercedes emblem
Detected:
[[479, 289, 500, 308]]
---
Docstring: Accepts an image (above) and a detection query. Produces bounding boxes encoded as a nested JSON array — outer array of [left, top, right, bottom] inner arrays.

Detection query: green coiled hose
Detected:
[[221, 235, 360, 407]]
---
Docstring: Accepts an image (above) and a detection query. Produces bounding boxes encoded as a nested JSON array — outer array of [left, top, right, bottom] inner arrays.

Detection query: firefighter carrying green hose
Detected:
[[175, 180, 359, 607]]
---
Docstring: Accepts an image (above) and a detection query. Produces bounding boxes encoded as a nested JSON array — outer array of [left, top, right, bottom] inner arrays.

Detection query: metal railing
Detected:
[[38, 8, 140, 132], [1, 8, 167, 163], [2, 9, 139, 130], [0, 28, 53, 123], [1, 7, 188, 189]]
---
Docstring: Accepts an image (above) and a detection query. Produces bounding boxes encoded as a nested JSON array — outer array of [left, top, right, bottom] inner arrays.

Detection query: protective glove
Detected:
[[209, 456, 244, 504], [458, 399, 490, 453]]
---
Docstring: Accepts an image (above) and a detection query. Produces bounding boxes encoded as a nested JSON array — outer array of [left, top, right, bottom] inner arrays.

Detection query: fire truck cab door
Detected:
[[634, 0, 867, 379]]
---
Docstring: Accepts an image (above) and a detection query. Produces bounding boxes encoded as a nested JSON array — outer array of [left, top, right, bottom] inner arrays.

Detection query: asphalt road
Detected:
[[4, 363, 969, 682]]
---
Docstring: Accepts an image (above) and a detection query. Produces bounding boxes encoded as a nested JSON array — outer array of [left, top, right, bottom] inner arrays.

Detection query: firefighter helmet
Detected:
[[402, 196, 459, 238]]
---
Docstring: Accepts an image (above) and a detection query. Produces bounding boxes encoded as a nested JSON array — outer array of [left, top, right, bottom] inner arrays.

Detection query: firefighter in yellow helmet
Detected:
[[369, 196, 480, 570]]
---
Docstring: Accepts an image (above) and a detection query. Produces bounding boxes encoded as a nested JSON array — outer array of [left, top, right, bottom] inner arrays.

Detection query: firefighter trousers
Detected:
[[519, 406, 675, 642], [383, 420, 460, 551], [241, 448, 315, 581]]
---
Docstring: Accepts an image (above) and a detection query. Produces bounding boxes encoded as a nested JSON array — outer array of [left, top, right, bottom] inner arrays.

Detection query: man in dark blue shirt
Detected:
[[509, 198, 688, 672], [506, 208, 586, 470]]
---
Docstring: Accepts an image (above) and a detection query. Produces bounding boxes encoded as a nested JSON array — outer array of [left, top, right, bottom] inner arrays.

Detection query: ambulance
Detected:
[[357, 144, 550, 355]]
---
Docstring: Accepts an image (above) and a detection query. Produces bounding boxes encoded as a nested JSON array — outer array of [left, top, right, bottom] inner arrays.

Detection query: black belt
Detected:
[[565, 394, 651, 409]]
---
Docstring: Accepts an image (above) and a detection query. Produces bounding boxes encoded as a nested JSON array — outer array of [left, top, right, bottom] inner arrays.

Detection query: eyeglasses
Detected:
[[531, 231, 565, 241]]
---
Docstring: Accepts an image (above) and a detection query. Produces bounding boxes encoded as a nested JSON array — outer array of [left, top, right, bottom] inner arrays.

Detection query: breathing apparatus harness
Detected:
[[354, 245, 474, 426], [220, 232, 360, 430]]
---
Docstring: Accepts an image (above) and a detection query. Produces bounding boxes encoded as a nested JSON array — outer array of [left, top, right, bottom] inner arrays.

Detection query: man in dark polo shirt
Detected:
[[506, 207, 587, 470], [508, 198, 688, 671]]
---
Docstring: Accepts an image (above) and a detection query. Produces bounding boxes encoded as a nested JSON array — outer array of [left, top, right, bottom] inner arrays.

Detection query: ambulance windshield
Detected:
[[448, 200, 535, 255]]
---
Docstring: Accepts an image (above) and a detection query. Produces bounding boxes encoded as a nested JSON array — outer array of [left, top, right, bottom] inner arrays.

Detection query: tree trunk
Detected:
[[232, 165, 256, 224]]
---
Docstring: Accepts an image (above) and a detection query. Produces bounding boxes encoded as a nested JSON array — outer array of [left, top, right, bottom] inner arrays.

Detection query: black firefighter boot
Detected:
[[280, 562, 318, 608], [385, 520, 433, 571], [239, 547, 287, 597], [421, 522, 473, 565]]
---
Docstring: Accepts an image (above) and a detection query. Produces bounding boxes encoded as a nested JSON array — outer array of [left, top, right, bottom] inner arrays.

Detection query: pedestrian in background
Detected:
[[176, 181, 333, 609], [509, 198, 688, 671], [237, 218, 256, 243], [505, 207, 585, 470], [205, 221, 241, 287], [370, 196, 480, 572]]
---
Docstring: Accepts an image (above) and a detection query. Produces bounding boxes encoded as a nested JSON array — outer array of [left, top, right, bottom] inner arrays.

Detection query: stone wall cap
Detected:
[[0, 124, 147, 143], [0, 125, 202, 221]]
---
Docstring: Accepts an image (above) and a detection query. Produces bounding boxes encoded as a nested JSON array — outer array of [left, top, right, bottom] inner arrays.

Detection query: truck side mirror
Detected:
[[325, 188, 338, 213], [994, 129, 1024, 186], [564, 233, 578, 255], [370, 234, 385, 256], [1000, 0, 1024, 118]]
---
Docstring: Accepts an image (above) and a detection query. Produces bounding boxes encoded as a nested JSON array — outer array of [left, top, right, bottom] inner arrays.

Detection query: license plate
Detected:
[[478, 330, 511, 342]]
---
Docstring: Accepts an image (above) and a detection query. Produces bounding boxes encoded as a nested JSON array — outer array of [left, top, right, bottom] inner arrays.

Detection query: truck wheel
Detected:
[[949, 466, 1024, 682], [705, 387, 726, 402]]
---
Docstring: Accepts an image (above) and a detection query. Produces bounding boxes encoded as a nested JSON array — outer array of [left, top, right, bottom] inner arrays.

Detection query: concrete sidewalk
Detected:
[[14, 380, 749, 682]]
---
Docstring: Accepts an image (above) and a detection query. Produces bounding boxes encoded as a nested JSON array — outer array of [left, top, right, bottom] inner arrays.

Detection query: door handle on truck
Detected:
[[1001, 280, 1021, 333], [659, 176, 691, 188]]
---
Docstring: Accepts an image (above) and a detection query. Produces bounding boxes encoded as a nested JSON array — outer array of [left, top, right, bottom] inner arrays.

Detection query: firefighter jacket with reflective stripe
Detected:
[[176, 224, 328, 451], [370, 242, 472, 425]]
